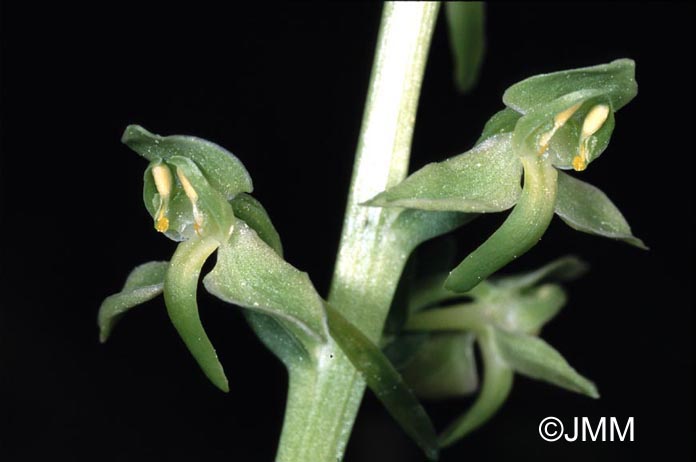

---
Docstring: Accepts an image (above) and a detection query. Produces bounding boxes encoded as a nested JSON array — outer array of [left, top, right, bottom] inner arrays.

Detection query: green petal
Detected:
[[547, 103, 616, 169], [326, 304, 439, 461], [445, 156, 558, 292], [203, 221, 329, 343], [400, 332, 479, 400], [167, 156, 236, 243], [445, 1, 485, 94], [493, 327, 598, 398], [494, 255, 589, 289], [98, 261, 169, 343], [503, 59, 637, 114], [164, 237, 228, 392], [230, 193, 283, 257], [123, 125, 253, 199], [511, 90, 605, 159], [143, 161, 195, 241], [439, 327, 513, 446], [556, 171, 647, 249], [366, 133, 522, 213], [475, 108, 522, 145]]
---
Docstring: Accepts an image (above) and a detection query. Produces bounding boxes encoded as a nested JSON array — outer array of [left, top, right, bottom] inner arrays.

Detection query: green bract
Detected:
[[403, 257, 597, 446], [367, 59, 645, 293]]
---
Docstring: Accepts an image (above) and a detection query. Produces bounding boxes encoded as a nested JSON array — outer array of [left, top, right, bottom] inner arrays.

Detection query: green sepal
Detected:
[[325, 304, 439, 461], [203, 221, 329, 343], [446, 156, 558, 292], [230, 193, 283, 257], [439, 326, 513, 446], [123, 125, 253, 199], [98, 261, 169, 343], [366, 133, 522, 213], [556, 171, 647, 249], [400, 332, 479, 400], [167, 156, 236, 243], [503, 59, 637, 114], [475, 108, 522, 145], [486, 283, 567, 335], [494, 255, 589, 290], [164, 236, 228, 392], [493, 327, 599, 398], [445, 1, 485, 93]]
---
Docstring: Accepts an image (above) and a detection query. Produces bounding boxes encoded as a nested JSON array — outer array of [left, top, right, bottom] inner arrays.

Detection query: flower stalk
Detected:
[[274, 3, 440, 461]]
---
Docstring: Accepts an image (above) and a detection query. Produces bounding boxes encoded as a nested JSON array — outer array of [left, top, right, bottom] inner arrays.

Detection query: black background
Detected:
[[1, 2, 693, 461]]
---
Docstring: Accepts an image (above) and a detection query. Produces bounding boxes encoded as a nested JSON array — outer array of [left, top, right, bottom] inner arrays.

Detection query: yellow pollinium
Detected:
[[176, 168, 204, 235], [152, 163, 173, 232], [572, 155, 587, 171], [537, 102, 582, 154], [572, 104, 610, 172]]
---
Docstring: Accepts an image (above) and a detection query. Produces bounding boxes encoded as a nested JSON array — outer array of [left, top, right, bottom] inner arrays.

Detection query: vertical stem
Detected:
[[275, 3, 439, 462], [330, 1, 440, 337]]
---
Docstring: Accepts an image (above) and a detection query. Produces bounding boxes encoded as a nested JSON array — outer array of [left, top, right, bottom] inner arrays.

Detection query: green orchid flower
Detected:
[[401, 256, 596, 446], [366, 59, 646, 293], [99, 125, 328, 392], [97, 126, 449, 458]]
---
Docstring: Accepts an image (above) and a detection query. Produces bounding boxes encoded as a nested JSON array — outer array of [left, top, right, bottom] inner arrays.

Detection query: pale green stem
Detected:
[[274, 3, 440, 461]]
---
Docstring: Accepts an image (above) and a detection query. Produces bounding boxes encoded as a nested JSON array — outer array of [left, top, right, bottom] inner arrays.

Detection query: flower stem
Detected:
[[274, 3, 440, 461]]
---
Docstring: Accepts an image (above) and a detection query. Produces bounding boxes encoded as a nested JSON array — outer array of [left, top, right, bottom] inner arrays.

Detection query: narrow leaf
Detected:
[[493, 327, 599, 398], [556, 171, 646, 248], [164, 237, 228, 392], [98, 261, 169, 343], [203, 221, 329, 343], [366, 133, 522, 213], [503, 59, 637, 114], [122, 125, 253, 199], [445, 2, 485, 93], [446, 156, 558, 292], [326, 304, 439, 461], [439, 327, 513, 446]]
